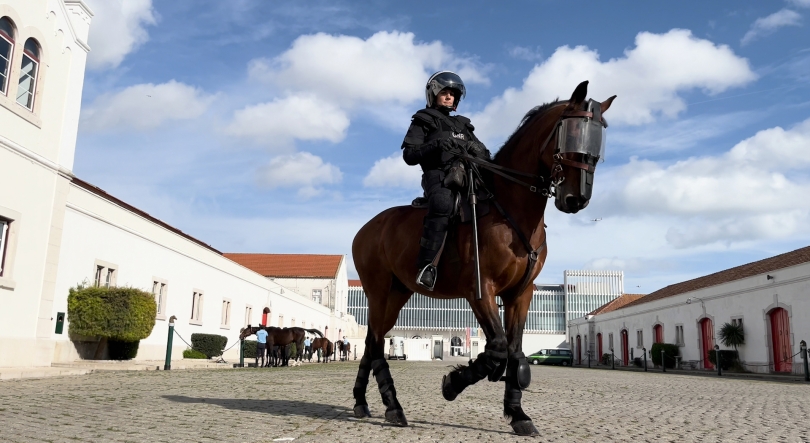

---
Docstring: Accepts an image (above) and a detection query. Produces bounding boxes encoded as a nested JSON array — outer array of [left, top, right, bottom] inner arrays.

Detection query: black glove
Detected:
[[467, 141, 491, 160]]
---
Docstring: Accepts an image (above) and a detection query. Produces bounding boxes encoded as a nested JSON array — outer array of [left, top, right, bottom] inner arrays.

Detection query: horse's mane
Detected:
[[493, 99, 565, 163]]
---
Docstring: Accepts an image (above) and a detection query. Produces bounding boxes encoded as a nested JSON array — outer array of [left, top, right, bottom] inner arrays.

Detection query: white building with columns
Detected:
[[0, 0, 361, 368]]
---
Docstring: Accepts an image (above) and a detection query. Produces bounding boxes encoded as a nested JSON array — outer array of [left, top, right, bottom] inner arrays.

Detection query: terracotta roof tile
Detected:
[[621, 245, 810, 311], [348, 279, 362, 287], [589, 294, 645, 316], [224, 253, 343, 278]]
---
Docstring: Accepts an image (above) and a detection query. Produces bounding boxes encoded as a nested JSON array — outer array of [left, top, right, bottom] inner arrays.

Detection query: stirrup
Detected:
[[416, 265, 437, 291]]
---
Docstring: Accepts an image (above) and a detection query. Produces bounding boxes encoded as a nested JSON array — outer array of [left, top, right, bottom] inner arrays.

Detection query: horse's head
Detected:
[[551, 81, 616, 214]]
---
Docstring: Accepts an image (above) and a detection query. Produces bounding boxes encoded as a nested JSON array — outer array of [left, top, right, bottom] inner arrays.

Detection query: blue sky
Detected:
[[76, 0, 810, 293]]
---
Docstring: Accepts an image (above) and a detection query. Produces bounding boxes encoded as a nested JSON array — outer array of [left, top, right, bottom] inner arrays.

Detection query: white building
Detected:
[[0, 0, 361, 368], [568, 246, 810, 374]]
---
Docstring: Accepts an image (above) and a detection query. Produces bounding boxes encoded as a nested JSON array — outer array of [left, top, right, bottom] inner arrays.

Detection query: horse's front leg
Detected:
[[501, 287, 539, 437], [442, 290, 509, 401]]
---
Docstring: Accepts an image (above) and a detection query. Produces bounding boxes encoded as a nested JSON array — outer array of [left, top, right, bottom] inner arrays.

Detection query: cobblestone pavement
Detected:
[[2, 361, 809, 443]]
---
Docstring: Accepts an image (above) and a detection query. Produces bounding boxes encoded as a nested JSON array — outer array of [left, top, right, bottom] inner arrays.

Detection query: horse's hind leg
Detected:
[[501, 287, 539, 437], [352, 276, 411, 425]]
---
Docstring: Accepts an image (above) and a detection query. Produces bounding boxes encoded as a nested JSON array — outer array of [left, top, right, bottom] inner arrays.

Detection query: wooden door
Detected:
[[621, 330, 629, 366], [700, 318, 714, 369], [576, 335, 582, 364], [653, 324, 663, 344], [770, 308, 792, 372], [597, 333, 603, 359]]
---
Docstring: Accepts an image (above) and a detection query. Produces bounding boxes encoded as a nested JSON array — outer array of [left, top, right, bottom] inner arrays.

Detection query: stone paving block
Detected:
[[0, 361, 809, 442]]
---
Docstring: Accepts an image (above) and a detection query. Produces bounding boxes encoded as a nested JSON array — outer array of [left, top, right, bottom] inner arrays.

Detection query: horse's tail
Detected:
[[305, 328, 324, 338]]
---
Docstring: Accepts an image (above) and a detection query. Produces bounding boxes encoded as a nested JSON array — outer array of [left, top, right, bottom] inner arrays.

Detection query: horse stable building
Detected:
[[347, 270, 627, 359], [567, 246, 810, 374], [0, 0, 361, 369]]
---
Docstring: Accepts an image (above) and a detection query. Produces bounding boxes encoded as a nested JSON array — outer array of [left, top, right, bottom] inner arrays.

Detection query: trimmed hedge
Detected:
[[601, 353, 612, 365], [242, 340, 258, 359], [191, 333, 227, 358], [708, 350, 739, 371], [183, 349, 208, 359], [650, 343, 679, 369], [68, 285, 157, 342], [108, 340, 140, 360]]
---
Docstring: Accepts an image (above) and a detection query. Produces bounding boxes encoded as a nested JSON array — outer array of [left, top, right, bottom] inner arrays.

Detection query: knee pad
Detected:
[[506, 352, 531, 390]]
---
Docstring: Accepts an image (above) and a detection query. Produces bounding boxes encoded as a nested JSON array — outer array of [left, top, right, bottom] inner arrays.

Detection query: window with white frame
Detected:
[[220, 299, 231, 328], [16, 38, 40, 110], [0, 17, 15, 95], [152, 278, 168, 320], [608, 333, 614, 351], [675, 324, 684, 346], [93, 260, 117, 288], [636, 330, 643, 348], [277, 315, 284, 327], [312, 289, 322, 304], [244, 305, 252, 327], [0, 217, 9, 276], [190, 290, 204, 325], [731, 317, 744, 328]]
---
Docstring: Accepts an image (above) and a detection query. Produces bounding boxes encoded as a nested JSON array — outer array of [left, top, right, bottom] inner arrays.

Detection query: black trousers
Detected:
[[417, 170, 454, 269]]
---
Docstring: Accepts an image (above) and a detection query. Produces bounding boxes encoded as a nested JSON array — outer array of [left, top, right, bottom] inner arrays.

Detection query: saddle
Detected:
[[410, 180, 490, 223]]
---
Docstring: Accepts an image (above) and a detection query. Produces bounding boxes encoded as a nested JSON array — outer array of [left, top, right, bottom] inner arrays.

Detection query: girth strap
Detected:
[[492, 200, 547, 297]]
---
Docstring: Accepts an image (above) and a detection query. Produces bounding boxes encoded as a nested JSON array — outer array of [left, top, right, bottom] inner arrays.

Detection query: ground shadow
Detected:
[[163, 396, 350, 419]]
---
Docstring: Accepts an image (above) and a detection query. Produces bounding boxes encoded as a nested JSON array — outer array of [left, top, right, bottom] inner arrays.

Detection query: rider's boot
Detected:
[[416, 216, 448, 291]]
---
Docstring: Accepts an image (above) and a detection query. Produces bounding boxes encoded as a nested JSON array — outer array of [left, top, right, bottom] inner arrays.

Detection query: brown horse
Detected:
[[350, 81, 615, 436], [310, 338, 333, 363], [240, 326, 323, 366], [336, 341, 351, 361]]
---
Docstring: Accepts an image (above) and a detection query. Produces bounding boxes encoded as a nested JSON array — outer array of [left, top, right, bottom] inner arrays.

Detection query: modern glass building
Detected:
[[347, 270, 624, 334]]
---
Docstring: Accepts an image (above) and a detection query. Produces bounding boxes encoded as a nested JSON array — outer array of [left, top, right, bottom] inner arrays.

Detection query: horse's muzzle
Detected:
[[555, 194, 588, 214]]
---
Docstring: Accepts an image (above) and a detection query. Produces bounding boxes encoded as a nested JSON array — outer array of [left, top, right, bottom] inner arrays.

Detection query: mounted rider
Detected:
[[402, 71, 491, 290]]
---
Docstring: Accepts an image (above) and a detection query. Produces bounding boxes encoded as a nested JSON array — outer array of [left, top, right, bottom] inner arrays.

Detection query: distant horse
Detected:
[[310, 338, 333, 363], [350, 81, 615, 436], [336, 341, 351, 361], [240, 326, 323, 367]]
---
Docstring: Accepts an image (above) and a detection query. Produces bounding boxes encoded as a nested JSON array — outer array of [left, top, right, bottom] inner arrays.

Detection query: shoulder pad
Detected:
[[454, 115, 474, 130], [412, 109, 439, 128]]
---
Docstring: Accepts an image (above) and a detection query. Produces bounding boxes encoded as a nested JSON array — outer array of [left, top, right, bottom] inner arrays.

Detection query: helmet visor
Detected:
[[428, 72, 466, 100], [556, 100, 606, 162]]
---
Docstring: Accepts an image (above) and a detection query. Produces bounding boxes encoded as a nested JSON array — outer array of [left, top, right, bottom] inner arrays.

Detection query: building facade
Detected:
[[568, 246, 810, 374]]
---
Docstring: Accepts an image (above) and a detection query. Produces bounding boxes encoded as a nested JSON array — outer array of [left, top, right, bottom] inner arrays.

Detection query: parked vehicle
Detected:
[[528, 349, 573, 366], [388, 336, 406, 360]]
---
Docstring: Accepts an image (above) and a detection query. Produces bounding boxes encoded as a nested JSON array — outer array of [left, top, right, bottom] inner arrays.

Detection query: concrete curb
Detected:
[[570, 363, 807, 383]]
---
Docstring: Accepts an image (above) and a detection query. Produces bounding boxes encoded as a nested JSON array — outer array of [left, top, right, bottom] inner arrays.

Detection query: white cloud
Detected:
[[471, 29, 756, 146], [80, 80, 214, 132], [363, 152, 422, 189], [741, 9, 802, 46], [257, 152, 342, 197], [787, 0, 810, 7], [602, 117, 810, 247], [224, 95, 350, 150], [247, 31, 488, 108], [85, 0, 157, 70], [508, 45, 543, 61]]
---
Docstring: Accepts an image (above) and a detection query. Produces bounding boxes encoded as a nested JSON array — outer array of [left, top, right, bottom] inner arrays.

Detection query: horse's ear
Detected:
[[600, 95, 617, 114], [569, 80, 589, 105]]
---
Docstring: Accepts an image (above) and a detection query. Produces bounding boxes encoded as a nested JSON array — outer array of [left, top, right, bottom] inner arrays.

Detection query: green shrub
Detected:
[[183, 349, 208, 359], [289, 342, 297, 358], [68, 285, 156, 342], [633, 357, 643, 368], [650, 343, 679, 369], [242, 340, 258, 359], [601, 353, 612, 365], [108, 340, 140, 360], [708, 350, 738, 370], [191, 333, 227, 358]]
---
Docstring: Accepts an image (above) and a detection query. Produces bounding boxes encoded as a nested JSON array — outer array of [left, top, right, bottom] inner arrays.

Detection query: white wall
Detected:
[[0, 0, 92, 367], [569, 262, 810, 374]]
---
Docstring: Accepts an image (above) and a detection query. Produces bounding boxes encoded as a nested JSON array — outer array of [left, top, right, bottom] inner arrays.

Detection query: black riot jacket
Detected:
[[401, 107, 484, 173]]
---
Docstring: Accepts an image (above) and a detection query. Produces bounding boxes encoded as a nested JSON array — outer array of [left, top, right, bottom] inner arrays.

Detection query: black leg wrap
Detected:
[[506, 352, 531, 390], [442, 350, 506, 401], [504, 369, 538, 436], [352, 355, 372, 418], [371, 359, 407, 426]]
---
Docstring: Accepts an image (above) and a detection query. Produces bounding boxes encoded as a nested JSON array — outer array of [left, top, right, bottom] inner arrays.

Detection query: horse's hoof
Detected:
[[384, 408, 408, 427], [353, 405, 371, 418], [441, 374, 458, 401], [511, 420, 539, 437]]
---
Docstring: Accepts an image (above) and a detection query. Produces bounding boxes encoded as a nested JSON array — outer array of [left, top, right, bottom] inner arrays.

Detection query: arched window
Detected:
[[16, 38, 40, 110], [0, 17, 15, 95]]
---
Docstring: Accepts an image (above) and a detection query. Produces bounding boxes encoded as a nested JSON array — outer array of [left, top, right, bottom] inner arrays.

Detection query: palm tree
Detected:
[[718, 322, 745, 351]]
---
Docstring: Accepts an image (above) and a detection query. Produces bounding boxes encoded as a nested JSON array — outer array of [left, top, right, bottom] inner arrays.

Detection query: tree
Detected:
[[718, 322, 745, 351]]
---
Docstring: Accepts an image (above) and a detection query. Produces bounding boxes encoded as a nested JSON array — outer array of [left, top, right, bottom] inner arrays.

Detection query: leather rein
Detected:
[[452, 107, 602, 297]]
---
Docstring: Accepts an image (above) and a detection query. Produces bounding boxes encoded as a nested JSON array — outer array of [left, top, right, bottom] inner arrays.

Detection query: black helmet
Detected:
[[425, 71, 466, 110]]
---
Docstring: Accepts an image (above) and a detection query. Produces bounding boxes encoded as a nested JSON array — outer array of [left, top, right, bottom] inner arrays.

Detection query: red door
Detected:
[[770, 308, 792, 372], [653, 324, 663, 344], [261, 307, 270, 326], [576, 335, 582, 364], [597, 333, 603, 359], [621, 330, 629, 366], [700, 318, 714, 369]]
